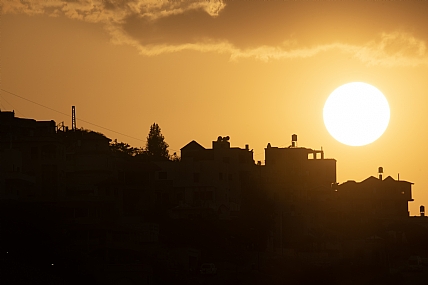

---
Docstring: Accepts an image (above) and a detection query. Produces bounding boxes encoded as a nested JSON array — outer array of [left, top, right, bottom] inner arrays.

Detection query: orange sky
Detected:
[[2, 0, 428, 215]]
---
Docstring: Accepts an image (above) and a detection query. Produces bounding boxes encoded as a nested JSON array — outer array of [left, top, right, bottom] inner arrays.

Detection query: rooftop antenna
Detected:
[[72, 106, 76, 131]]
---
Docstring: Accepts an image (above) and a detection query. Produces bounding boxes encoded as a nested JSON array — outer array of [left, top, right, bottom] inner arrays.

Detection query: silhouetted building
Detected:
[[261, 135, 337, 250], [0, 110, 63, 199], [264, 136, 336, 193], [336, 175, 413, 219], [2, 110, 422, 281], [171, 136, 255, 219]]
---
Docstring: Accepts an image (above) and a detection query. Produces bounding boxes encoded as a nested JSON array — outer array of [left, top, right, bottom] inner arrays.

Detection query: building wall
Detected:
[[175, 137, 255, 218], [262, 143, 337, 247]]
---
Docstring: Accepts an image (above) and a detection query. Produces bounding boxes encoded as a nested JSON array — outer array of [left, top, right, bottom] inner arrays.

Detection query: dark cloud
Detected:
[[3, 0, 428, 65]]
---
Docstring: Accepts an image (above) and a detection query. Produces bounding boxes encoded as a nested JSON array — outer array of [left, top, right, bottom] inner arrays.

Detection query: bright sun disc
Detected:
[[323, 82, 390, 146]]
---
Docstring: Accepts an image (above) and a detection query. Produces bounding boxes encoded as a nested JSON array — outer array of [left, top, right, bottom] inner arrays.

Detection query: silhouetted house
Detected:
[[261, 135, 337, 249], [336, 175, 413, 219], [171, 136, 255, 219], [180, 140, 206, 159], [264, 136, 336, 194], [0, 110, 63, 199]]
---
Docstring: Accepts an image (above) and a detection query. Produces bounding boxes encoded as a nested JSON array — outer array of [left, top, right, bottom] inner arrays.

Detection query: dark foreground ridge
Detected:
[[1, 110, 428, 285]]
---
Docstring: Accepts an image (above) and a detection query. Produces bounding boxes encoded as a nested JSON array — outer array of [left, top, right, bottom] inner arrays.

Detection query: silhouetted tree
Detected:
[[145, 123, 169, 160], [110, 139, 142, 156]]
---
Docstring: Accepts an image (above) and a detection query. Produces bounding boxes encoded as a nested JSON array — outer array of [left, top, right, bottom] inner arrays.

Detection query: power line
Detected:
[[1, 89, 70, 117], [0, 93, 22, 116], [0, 88, 145, 142]]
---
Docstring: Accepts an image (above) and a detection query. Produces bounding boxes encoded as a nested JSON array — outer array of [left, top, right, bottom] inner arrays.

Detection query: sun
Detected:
[[323, 82, 390, 146]]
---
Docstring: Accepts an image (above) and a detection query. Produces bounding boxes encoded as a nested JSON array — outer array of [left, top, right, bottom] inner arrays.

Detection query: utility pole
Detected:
[[72, 106, 76, 131]]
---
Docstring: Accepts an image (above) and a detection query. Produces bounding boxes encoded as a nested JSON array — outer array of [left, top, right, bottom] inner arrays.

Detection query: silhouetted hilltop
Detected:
[[1, 110, 427, 285]]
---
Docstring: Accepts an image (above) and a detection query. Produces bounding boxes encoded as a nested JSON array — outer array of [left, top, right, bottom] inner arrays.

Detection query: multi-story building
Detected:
[[0, 110, 64, 199], [168, 136, 255, 219], [335, 171, 413, 219], [261, 134, 337, 248]]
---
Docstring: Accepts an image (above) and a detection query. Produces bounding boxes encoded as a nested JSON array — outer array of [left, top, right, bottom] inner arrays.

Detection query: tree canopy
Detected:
[[145, 123, 169, 160], [110, 139, 141, 157], [109, 123, 175, 161]]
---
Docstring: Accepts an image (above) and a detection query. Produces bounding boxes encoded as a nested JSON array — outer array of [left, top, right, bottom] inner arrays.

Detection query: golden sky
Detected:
[[2, 0, 428, 215]]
